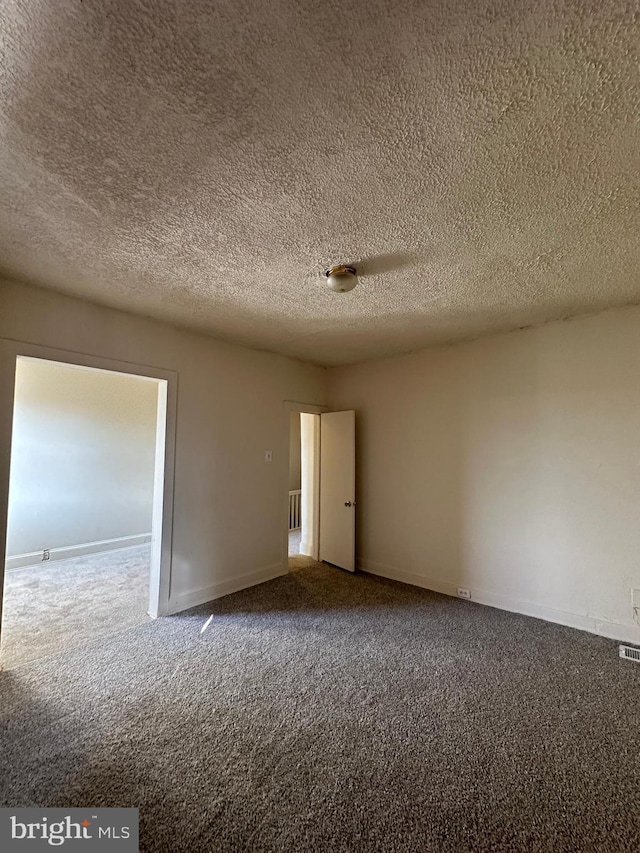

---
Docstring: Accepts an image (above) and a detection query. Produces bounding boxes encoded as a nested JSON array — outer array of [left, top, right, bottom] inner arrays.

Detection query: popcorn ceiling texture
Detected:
[[0, 0, 638, 366]]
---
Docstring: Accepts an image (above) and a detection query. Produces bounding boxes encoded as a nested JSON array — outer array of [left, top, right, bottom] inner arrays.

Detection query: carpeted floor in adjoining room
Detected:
[[1, 560, 639, 852], [1, 544, 150, 669], [288, 528, 301, 556]]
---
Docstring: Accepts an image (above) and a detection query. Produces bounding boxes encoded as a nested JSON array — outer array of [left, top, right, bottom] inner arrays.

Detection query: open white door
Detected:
[[319, 410, 355, 572]]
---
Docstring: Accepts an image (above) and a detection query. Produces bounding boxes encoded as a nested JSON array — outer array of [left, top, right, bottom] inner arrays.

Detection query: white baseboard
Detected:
[[167, 562, 287, 615], [359, 557, 640, 645], [5, 533, 153, 571]]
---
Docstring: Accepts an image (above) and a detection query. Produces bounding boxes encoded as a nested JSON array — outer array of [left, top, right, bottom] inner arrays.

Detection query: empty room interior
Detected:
[[0, 1, 639, 851]]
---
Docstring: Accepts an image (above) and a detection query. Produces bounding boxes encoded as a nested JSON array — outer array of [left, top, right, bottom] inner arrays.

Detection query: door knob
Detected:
[[344, 501, 352, 507]]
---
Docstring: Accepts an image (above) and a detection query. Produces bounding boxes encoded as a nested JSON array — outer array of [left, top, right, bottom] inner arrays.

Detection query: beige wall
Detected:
[[329, 306, 640, 643], [289, 412, 301, 491], [0, 278, 327, 607], [6, 359, 158, 557]]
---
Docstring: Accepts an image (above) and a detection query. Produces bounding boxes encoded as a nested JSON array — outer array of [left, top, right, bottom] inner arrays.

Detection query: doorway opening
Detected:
[[287, 405, 356, 575], [0, 354, 172, 669], [287, 408, 321, 571]]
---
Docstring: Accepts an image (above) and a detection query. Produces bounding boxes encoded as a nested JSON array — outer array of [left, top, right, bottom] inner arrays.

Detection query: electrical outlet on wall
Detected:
[[42, 549, 50, 561], [457, 587, 471, 600], [632, 588, 640, 625]]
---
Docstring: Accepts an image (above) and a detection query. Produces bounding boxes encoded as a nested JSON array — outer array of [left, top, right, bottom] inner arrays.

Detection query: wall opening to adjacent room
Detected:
[[0, 355, 170, 668], [287, 405, 321, 568]]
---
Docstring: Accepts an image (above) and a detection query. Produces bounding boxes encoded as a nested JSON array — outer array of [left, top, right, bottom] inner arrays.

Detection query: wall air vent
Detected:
[[619, 644, 640, 663]]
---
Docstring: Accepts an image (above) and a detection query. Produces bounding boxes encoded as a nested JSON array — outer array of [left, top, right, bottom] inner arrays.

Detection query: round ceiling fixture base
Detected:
[[324, 265, 358, 293]]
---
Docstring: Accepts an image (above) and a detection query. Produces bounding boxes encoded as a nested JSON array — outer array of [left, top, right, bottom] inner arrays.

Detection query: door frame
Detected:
[[0, 338, 177, 646], [284, 400, 327, 565]]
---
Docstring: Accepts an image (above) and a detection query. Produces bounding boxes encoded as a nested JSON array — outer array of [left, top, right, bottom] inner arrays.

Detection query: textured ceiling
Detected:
[[0, 0, 639, 366]]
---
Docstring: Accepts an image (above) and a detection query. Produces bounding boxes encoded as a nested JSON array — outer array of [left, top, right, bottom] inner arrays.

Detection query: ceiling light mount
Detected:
[[324, 264, 358, 293]]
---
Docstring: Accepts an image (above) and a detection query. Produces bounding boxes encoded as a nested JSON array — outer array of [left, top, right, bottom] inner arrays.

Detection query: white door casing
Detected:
[[0, 339, 176, 654]]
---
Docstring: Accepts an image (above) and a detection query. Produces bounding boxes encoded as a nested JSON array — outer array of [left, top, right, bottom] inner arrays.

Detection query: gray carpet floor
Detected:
[[1, 545, 150, 668], [1, 560, 639, 852], [288, 528, 301, 556]]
